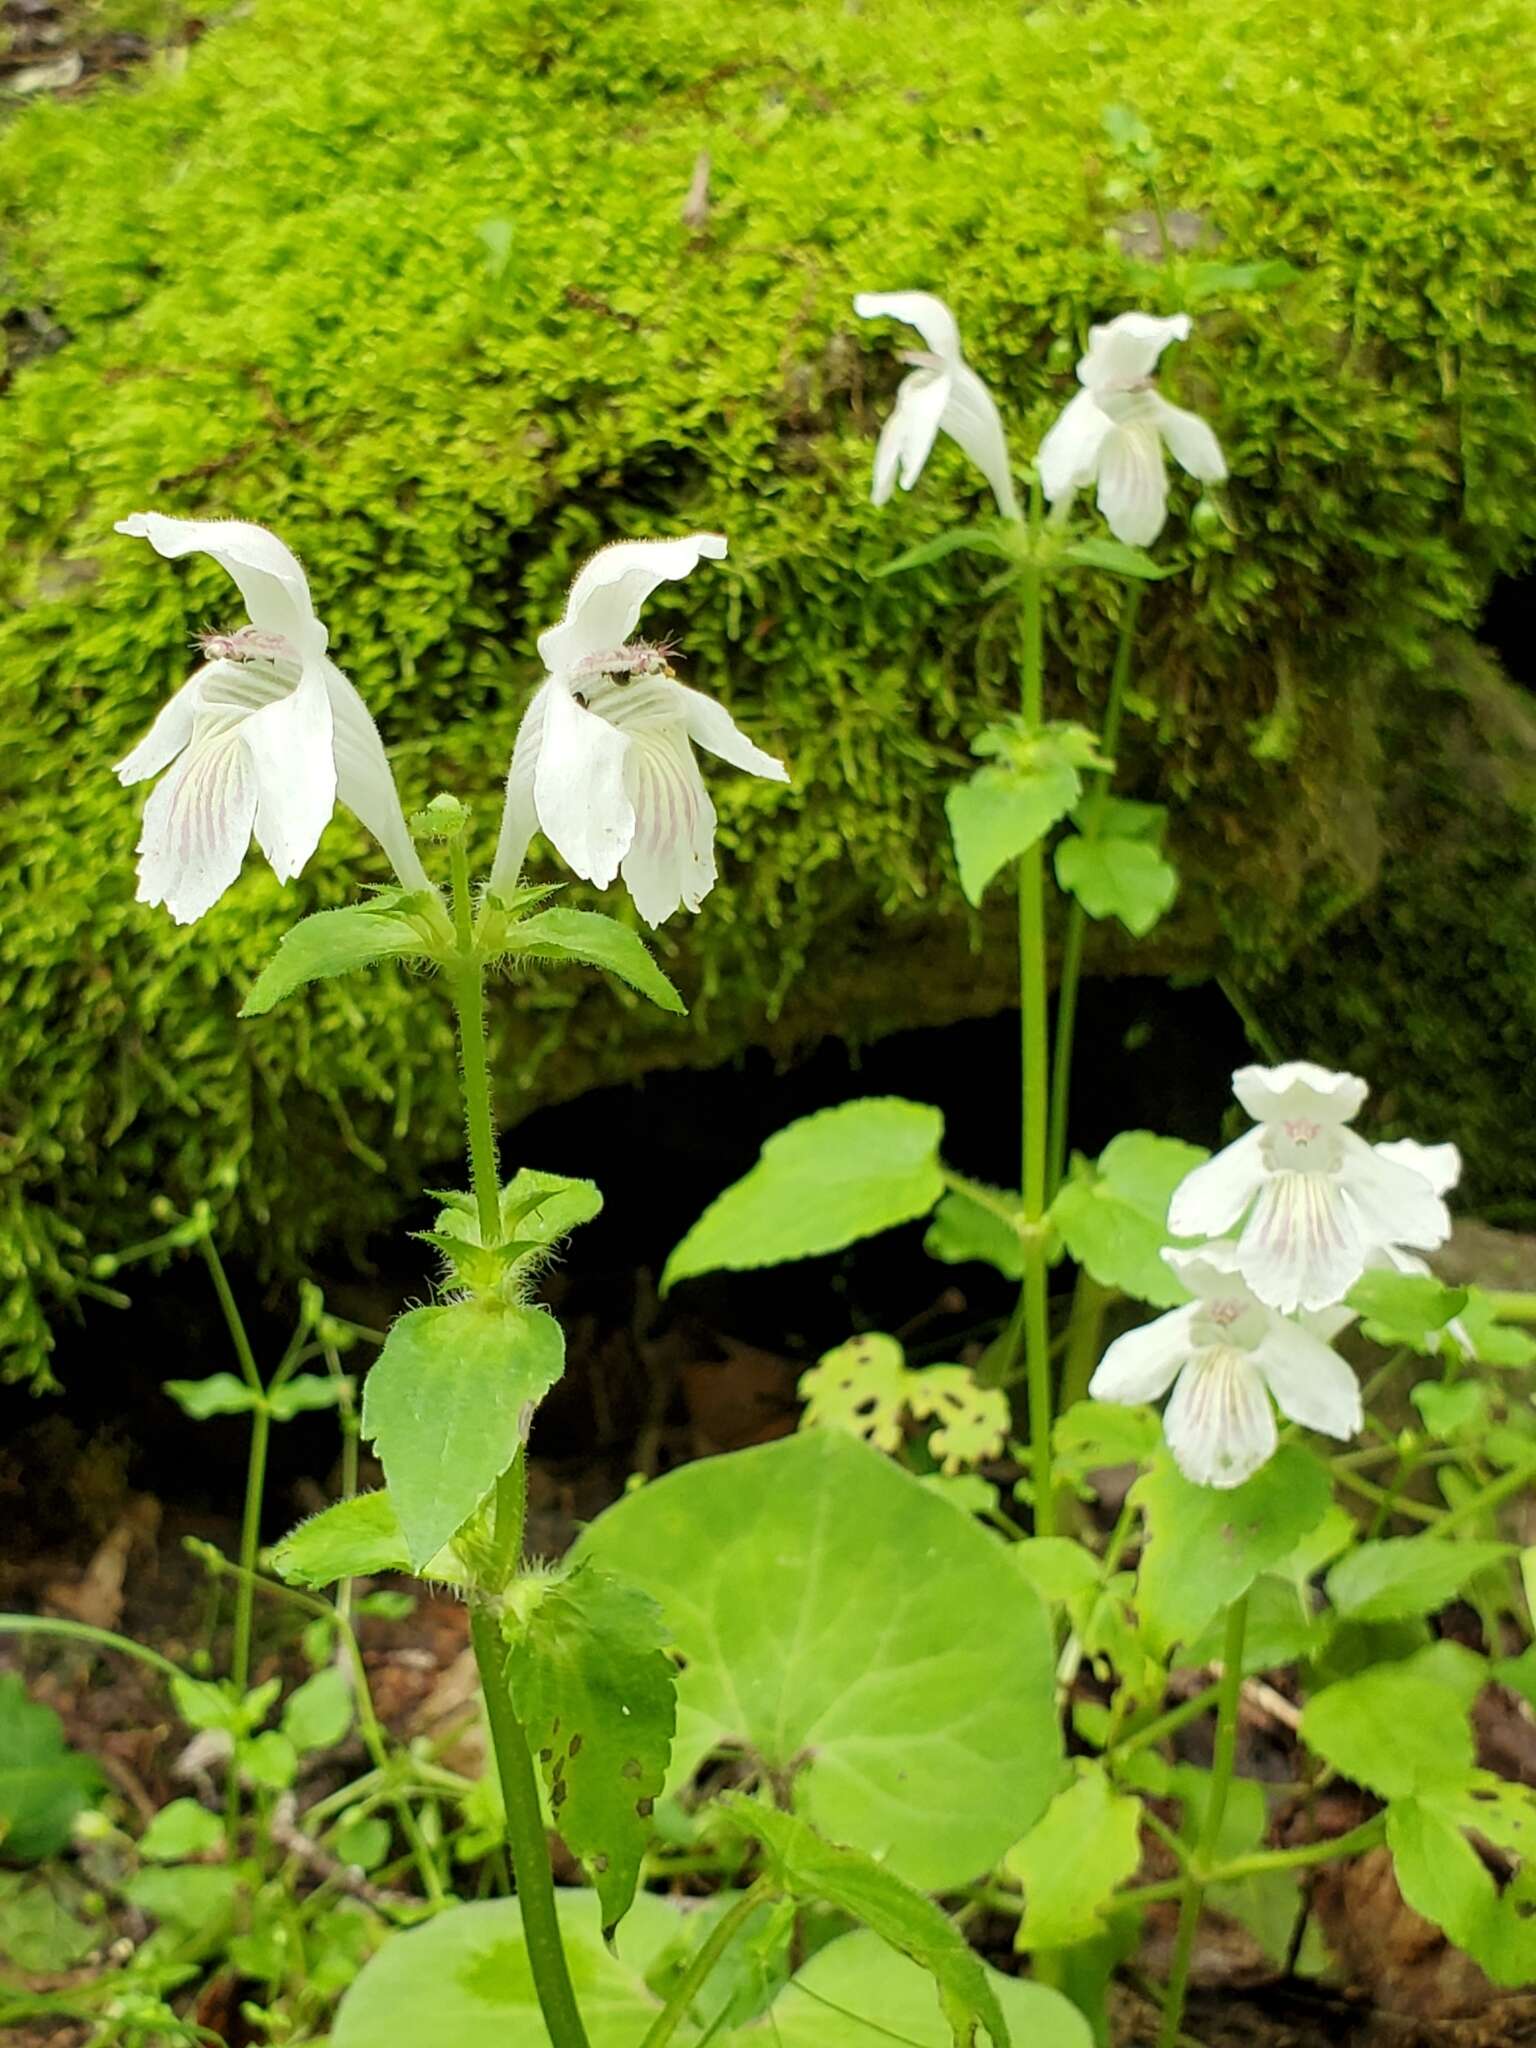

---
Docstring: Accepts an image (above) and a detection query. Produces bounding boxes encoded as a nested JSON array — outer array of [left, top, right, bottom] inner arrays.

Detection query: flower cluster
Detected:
[[1091, 1061, 1458, 1488]]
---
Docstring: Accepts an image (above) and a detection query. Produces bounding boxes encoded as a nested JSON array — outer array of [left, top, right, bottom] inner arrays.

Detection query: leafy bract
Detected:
[[721, 1799, 1010, 2048], [924, 1186, 1026, 1278], [241, 900, 432, 1017], [504, 907, 685, 1014], [1050, 1132, 1208, 1307], [0, 1678, 103, 1861], [1325, 1536, 1512, 1623], [662, 1099, 945, 1291], [1060, 538, 1178, 580], [1132, 1445, 1332, 1653], [505, 1565, 676, 1937], [1054, 832, 1177, 937], [876, 525, 1022, 576], [573, 1430, 1059, 1890], [360, 1299, 564, 1568], [945, 722, 1103, 906], [1003, 1765, 1142, 1951]]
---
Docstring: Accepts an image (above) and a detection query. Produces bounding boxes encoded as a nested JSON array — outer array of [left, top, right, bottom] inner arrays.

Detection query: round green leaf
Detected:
[[573, 1430, 1059, 1890], [1049, 1131, 1208, 1307], [1054, 832, 1178, 936]]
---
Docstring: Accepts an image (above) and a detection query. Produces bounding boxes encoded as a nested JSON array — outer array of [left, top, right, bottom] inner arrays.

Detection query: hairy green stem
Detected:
[[1157, 1595, 1248, 2048], [638, 1876, 775, 2048], [448, 831, 502, 1249], [1047, 584, 1143, 1199]]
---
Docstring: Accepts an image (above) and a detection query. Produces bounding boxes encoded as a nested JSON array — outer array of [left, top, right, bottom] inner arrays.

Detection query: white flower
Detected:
[[1167, 1061, 1452, 1315], [1037, 311, 1225, 546], [853, 291, 1019, 520], [1090, 1243, 1362, 1489], [114, 515, 428, 924], [489, 535, 788, 926]]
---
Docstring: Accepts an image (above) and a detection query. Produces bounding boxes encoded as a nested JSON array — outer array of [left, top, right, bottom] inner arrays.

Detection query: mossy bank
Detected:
[[3, 0, 1535, 1381]]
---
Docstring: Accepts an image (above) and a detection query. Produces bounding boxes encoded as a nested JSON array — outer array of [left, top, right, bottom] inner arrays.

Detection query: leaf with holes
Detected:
[[504, 1565, 676, 1937], [797, 1333, 912, 1453], [663, 1099, 945, 1291], [1387, 1776, 1536, 1986], [360, 1300, 565, 1568], [573, 1430, 1058, 1890], [907, 1367, 1010, 1474]]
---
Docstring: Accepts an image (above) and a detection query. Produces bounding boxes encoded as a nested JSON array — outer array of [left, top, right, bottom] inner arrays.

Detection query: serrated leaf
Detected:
[[663, 1098, 944, 1291], [1325, 1536, 1511, 1623], [360, 1301, 565, 1568], [0, 1677, 104, 1861], [1387, 1777, 1536, 1986], [433, 1168, 604, 1261], [574, 1430, 1059, 1891], [1054, 833, 1178, 936], [924, 1187, 1025, 1278], [1004, 1765, 1143, 1951], [1061, 537, 1178, 580], [505, 1565, 676, 1936], [1049, 1131, 1208, 1306], [1132, 1444, 1332, 1652], [163, 1372, 260, 1419], [946, 754, 1080, 906], [720, 1798, 1010, 2048], [281, 1667, 354, 1753], [270, 1491, 413, 1586], [1301, 1663, 1473, 1799], [504, 907, 685, 1014], [241, 902, 430, 1018], [1345, 1270, 1468, 1352]]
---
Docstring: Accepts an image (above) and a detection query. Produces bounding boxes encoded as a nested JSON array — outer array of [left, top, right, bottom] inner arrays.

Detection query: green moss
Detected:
[[2, 0, 1534, 1379]]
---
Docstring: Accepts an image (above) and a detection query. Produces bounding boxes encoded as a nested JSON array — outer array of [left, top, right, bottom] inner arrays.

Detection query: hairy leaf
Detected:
[[504, 907, 685, 1014], [241, 902, 431, 1018]]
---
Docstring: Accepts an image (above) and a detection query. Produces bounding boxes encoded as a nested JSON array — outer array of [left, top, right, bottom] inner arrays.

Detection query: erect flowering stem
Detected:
[[448, 830, 503, 1249], [1047, 581, 1143, 1200], [1157, 1593, 1248, 2048]]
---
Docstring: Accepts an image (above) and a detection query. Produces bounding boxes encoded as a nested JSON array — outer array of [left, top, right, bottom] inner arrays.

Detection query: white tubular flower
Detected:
[[489, 535, 788, 926], [1167, 1062, 1453, 1315], [1090, 1243, 1362, 1489], [114, 515, 428, 924], [853, 291, 1019, 520], [1037, 311, 1225, 546]]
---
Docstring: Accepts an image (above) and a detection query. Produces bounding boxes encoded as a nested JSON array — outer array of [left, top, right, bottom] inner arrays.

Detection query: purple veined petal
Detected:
[[853, 289, 963, 367], [242, 665, 337, 884], [489, 679, 553, 898], [1037, 389, 1111, 505], [1373, 1137, 1462, 1199], [531, 679, 635, 888], [1077, 311, 1191, 391], [1163, 1345, 1277, 1489], [1095, 419, 1169, 546], [941, 360, 1019, 520], [1336, 1129, 1452, 1254], [618, 725, 719, 926], [1251, 1317, 1362, 1440], [1167, 1126, 1268, 1239], [116, 513, 326, 661], [1150, 393, 1227, 483], [537, 535, 727, 678], [114, 664, 233, 785], [1232, 1060, 1368, 1127], [132, 715, 259, 924], [674, 680, 788, 784], [1089, 1302, 1199, 1404], [1235, 1170, 1364, 1314]]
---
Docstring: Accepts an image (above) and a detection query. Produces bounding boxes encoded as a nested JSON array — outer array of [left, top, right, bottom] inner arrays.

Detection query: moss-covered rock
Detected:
[[2, 0, 1535, 1380]]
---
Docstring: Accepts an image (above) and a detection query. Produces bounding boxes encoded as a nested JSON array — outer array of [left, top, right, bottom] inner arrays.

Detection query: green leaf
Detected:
[[1454, 1290, 1536, 1367], [333, 1815, 392, 1872], [267, 1372, 354, 1421], [924, 1187, 1025, 1279], [1051, 1398, 1165, 1491], [1060, 537, 1178, 580], [876, 524, 1022, 575], [1004, 1764, 1143, 1951], [170, 1673, 277, 1736], [163, 1372, 260, 1419], [573, 1430, 1059, 1891], [1410, 1380, 1489, 1438], [1132, 1445, 1333, 1653], [662, 1098, 945, 1291], [241, 902, 431, 1018], [721, 1798, 1011, 2048], [767, 1930, 1090, 2048], [1055, 833, 1178, 937], [1300, 1663, 1474, 1799], [1184, 1574, 1330, 1673], [946, 752, 1080, 907], [504, 907, 685, 1014], [1012, 1538, 1104, 1605], [0, 1872, 97, 1971], [505, 1565, 676, 1938], [281, 1667, 354, 1753], [1345, 1270, 1468, 1352], [1325, 1535, 1511, 1623], [360, 1299, 566, 1569], [797, 1332, 912, 1453], [0, 1677, 103, 1861], [1049, 1131, 1209, 1307], [269, 1491, 413, 1586], [1387, 1777, 1536, 1986], [138, 1797, 224, 1862], [241, 1728, 299, 1790], [123, 1865, 241, 1938]]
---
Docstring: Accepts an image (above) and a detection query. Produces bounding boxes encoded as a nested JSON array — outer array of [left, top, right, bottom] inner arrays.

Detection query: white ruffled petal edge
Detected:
[[1167, 1126, 1267, 1239]]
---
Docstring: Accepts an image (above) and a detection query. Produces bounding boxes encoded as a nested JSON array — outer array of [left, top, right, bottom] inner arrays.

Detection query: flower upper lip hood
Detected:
[[853, 290, 1020, 521], [113, 514, 427, 924], [1037, 309, 1226, 547], [490, 535, 789, 927]]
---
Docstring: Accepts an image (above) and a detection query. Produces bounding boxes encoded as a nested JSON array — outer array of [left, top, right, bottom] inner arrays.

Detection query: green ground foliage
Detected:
[[2, 0, 1534, 1380]]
